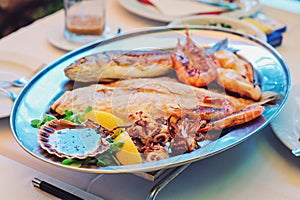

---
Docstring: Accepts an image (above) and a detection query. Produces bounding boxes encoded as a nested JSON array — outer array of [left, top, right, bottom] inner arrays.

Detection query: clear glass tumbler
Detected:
[[64, 0, 106, 44]]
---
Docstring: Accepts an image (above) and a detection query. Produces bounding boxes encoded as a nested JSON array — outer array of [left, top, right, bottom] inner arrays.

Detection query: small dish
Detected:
[[168, 15, 266, 41], [271, 84, 300, 156], [118, 0, 261, 22], [47, 23, 112, 51]]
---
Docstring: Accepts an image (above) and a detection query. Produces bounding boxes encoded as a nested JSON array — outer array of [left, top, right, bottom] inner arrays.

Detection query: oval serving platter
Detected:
[[10, 27, 290, 173]]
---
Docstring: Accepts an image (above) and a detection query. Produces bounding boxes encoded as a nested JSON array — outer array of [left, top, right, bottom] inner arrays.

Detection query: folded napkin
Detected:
[[149, 0, 225, 17]]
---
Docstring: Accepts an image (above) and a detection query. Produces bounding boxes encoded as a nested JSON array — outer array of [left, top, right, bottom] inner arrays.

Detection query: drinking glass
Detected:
[[64, 0, 106, 44]]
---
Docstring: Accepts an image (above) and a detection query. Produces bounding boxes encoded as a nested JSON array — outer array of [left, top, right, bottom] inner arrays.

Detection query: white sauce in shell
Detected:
[[48, 128, 101, 157]]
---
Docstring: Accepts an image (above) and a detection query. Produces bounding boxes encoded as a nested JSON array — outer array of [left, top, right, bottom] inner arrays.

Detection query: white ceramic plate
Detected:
[[271, 84, 300, 156], [0, 52, 43, 118], [168, 15, 266, 41], [118, 0, 261, 22]]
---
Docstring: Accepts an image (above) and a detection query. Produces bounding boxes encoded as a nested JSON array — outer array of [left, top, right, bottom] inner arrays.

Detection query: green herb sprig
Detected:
[[30, 106, 92, 128], [30, 114, 57, 128], [63, 106, 92, 123], [61, 139, 124, 167]]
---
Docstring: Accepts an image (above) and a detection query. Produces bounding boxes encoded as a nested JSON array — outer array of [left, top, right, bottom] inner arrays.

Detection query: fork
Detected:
[[0, 77, 28, 87], [0, 63, 46, 88], [0, 87, 17, 101]]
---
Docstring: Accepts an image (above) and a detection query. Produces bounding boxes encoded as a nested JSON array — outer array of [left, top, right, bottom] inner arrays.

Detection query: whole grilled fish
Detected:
[[51, 78, 254, 124], [64, 50, 173, 82]]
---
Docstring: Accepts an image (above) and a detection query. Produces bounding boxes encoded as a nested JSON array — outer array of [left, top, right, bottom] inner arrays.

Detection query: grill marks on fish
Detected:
[[112, 50, 172, 67], [64, 32, 262, 102], [51, 78, 254, 125], [64, 50, 173, 83]]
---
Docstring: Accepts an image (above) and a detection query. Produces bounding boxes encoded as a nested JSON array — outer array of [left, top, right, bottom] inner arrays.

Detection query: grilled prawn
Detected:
[[172, 31, 218, 87], [172, 32, 262, 101], [197, 105, 264, 132], [214, 50, 262, 101]]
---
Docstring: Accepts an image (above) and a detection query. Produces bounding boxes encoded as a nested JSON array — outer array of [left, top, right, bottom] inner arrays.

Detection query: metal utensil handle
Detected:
[[0, 63, 46, 88], [146, 163, 190, 200], [0, 87, 17, 101], [16, 63, 47, 85]]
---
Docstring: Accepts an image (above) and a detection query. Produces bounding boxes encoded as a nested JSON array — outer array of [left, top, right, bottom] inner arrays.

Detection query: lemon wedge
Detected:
[[84, 110, 142, 165], [84, 110, 124, 132], [114, 131, 142, 165]]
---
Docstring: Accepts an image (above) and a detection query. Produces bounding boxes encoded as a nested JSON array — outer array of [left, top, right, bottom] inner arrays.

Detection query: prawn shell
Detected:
[[38, 119, 110, 159], [216, 68, 261, 101], [172, 32, 218, 87]]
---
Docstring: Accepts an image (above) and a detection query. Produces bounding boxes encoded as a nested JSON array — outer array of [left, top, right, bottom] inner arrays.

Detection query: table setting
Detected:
[[0, 0, 300, 199]]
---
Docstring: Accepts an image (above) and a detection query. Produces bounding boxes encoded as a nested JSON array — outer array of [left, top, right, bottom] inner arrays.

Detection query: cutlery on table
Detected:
[[0, 63, 46, 88], [0, 76, 28, 87], [32, 177, 104, 200], [0, 63, 46, 101], [0, 87, 17, 101], [32, 178, 84, 200]]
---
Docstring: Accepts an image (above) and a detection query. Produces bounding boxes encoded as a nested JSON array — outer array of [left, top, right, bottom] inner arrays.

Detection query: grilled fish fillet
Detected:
[[51, 78, 253, 123], [64, 50, 173, 82]]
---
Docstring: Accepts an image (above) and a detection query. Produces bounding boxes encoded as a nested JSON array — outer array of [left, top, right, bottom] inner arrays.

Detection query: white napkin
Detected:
[[150, 0, 225, 17]]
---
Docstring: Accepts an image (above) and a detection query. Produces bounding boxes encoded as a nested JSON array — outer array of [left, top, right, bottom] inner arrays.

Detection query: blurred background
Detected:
[[0, 0, 63, 38], [0, 0, 299, 39]]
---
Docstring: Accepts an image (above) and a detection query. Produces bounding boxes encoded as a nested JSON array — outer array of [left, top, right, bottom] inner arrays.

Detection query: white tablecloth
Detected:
[[0, 154, 102, 199], [0, 0, 300, 199]]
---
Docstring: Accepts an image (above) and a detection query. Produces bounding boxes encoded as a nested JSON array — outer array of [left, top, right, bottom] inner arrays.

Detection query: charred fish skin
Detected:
[[50, 78, 254, 124], [64, 50, 173, 83]]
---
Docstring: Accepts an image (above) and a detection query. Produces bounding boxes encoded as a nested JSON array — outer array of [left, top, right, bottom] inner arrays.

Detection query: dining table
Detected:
[[0, 0, 300, 199]]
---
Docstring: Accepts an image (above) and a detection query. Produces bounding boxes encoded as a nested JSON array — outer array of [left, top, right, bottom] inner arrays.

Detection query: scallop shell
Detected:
[[38, 119, 110, 159]]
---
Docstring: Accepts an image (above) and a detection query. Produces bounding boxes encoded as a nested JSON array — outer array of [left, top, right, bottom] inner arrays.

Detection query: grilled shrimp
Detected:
[[216, 67, 262, 101], [198, 105, 264, 132], [172, 31, 218, 87], [214, 49, 254, 83], [170, 96, 237, 121], [214, 49, 261, 101]]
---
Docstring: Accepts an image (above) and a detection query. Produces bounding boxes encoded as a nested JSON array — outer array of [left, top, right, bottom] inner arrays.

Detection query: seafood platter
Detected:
[[10, 27, 290, 173]]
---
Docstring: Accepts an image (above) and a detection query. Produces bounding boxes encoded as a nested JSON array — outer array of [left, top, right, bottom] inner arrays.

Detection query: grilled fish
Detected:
[[51, 78, 254, 124], [64, 50, 173, 82]]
